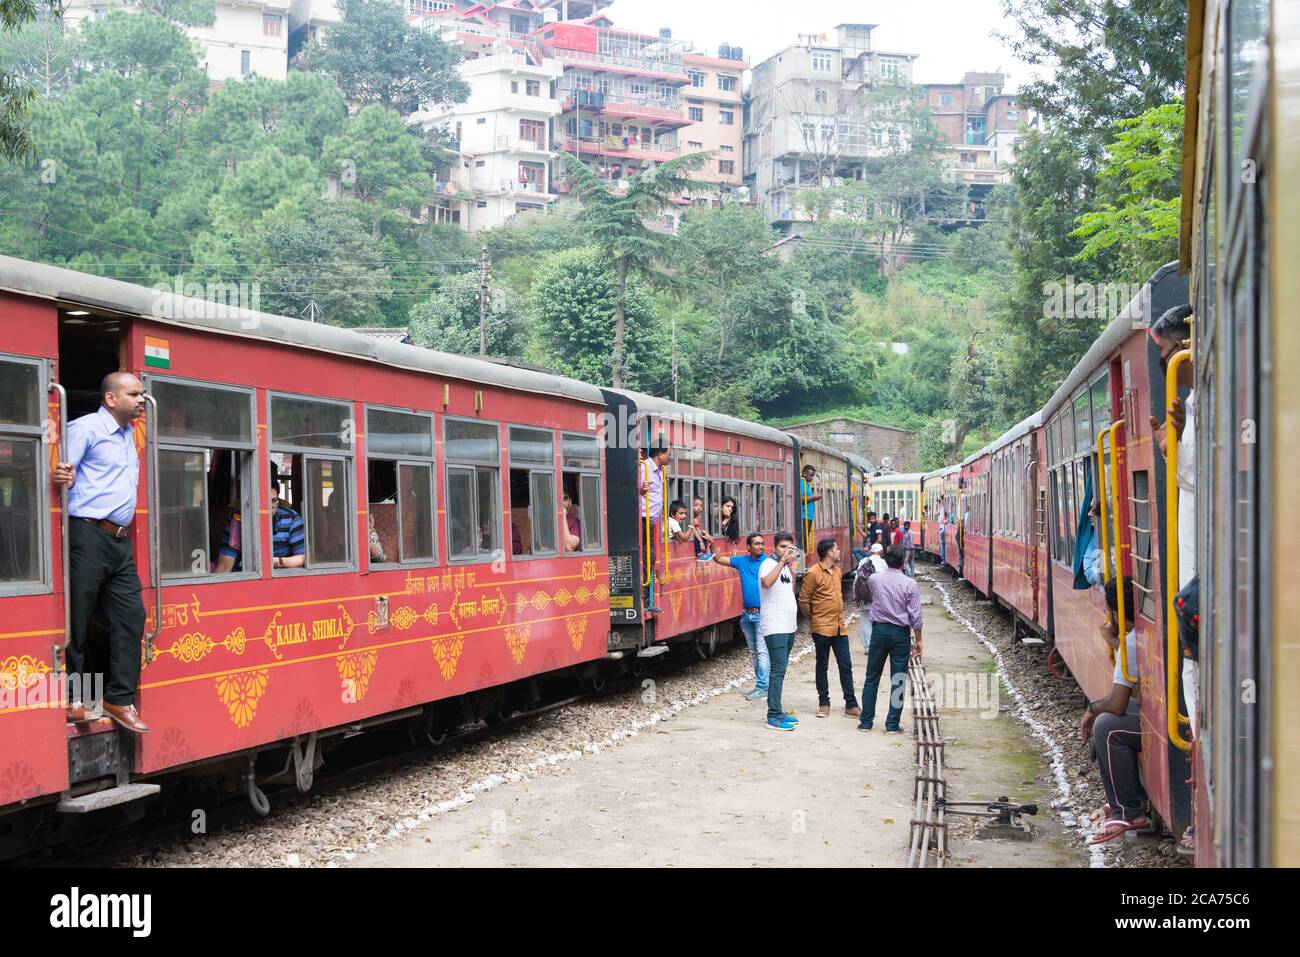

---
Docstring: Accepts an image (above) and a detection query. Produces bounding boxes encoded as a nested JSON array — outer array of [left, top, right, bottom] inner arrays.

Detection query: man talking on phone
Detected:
[[758, 532, 801, 730]]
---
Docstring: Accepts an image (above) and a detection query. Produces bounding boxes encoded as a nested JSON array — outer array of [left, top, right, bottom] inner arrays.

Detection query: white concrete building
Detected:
[[64, 1, 291, 82], [411, 13, 564, 231]]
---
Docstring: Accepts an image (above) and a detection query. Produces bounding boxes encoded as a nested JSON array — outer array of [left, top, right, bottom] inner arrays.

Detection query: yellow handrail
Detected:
[[1095, 426, 1111, 585], [641, 459, 651, 587], [662, 461, 670, 580], [1107, 419, 1135, 683], [1165, 349, 1193, 752]]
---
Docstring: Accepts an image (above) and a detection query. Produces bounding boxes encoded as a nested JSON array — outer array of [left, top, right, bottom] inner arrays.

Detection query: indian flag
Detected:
[[144, 336, 170, 369]]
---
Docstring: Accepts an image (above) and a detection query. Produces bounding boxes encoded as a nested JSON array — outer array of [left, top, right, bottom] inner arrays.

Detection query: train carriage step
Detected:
[[1020, 636, 1046, 648], [57, 783, 160, 815], [636, 645, 669, 658]]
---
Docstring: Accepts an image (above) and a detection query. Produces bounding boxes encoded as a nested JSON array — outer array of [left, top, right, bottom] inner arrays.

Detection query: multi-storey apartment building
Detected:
[[743, 23, 919, 232], [679, 46, 749, 200], [64, 0, 292, 82], [411, 11, 564, 230], [924, 71, 1030, 208]]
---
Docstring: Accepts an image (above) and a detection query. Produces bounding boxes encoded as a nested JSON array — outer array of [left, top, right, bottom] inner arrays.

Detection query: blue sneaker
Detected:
[[766, 716, 796, 731], [781, 713, 800, 723], [744, 687, 768, 701], [697, 552, 714, 562]]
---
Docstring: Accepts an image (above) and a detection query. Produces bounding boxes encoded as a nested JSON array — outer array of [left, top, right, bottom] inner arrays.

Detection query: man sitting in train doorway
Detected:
[[52, 372, 150, 734], [1080, 576, 1149, 844]]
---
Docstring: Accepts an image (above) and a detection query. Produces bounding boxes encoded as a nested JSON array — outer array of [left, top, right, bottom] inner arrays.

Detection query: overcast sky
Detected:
[[604, 0, 1041, 90]]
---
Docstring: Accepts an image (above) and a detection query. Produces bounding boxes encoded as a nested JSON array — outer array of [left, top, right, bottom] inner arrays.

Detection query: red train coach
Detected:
[[958, 446, 992, 597], [0, 256, 614, 848], [919, 464, 957, 563], [792, 437, 855, 569], [598, 389, 796, 659], [1039, 263, 1191, 834], [985, 413, 1049, 638]]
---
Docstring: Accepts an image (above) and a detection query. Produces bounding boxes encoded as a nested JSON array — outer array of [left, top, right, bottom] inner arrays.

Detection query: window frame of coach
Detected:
[[507, 424, 559, 561], [443, 415, 503, 566], [0, 353, 51, 597], [146, 374, 260, 585], [267, 390, 358, 577], [561, 431, 604, 554], [363, 404, 438, 569]]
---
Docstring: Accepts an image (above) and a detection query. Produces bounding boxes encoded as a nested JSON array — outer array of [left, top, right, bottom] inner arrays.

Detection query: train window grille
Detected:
[[444, 417, 502, 563], [365, 406, 437, 566], [151, 377, 259, 580], [1035, 488, 1047, 545], [1128, 471, 1156, 621], [509, 426, 558, 557], [0, 354, 48, 591]]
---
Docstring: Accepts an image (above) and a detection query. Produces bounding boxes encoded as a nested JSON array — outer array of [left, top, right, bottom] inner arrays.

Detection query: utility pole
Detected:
[[478, 244, 490, 356], [671, 312, 678, 403]]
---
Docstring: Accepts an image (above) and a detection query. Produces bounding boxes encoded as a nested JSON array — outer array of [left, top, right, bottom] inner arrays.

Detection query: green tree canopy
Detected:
[[408, 271, 526, 358]]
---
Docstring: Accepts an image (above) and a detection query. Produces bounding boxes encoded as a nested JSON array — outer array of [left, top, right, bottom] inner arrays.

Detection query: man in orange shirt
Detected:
[[798, 538, 861, 719]]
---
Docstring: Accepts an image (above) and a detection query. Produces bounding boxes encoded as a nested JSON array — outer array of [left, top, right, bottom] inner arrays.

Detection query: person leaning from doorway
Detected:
[[800, 464, 821, 525], [52, 372, 150, 733], [639, 443, 670, 614], [798, 538, 860, 719]]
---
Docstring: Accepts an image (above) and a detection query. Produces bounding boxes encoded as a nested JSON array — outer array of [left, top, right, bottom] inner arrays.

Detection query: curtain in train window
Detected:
[[509, 426, 557, 557], [445, 418, 501, 562], [366, 407, 436, 565]]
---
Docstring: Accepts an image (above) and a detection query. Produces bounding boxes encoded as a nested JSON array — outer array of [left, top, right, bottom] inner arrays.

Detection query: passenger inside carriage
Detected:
[[562, 490, 581, 552], [216, 470, 305, 571], [1080, 575, 1149, 845]]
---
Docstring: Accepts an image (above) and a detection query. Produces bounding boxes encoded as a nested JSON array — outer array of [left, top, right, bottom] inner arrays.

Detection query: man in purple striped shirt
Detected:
[[857, 545, 924, 733]]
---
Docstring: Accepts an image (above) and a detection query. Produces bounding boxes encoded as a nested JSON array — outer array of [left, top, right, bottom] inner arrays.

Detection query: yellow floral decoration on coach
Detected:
[[338, 650, 378, 703], [431, 635, 465, 680], [566, 617, 587, 652], [215, 670, 269, 729], [505, 624, 531, 666], [0, 654, 49, 692]]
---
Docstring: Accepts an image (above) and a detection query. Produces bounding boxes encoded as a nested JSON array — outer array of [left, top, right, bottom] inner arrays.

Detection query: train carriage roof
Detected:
[[868, 472, 924, 484], [1040, 261, 1182, 421], [796, 435, 855, 465], [0, 255, 607, 405], [610, 388, 795, 448], [922, 464, 961, 481], [846, 452, 874, 473], [960, 410, 1043, 467]]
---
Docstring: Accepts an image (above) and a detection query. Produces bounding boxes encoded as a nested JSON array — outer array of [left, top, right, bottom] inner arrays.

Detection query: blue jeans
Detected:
[[739, 613, 769, 689], [764, 632, 793, 719], [859, 622, 912, 730]]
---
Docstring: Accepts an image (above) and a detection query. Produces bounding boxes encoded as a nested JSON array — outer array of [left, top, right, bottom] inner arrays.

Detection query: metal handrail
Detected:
[[143, 392, 161, 663], [1165, 349, 1193, 752], [48, 382, 69, 669], [1095, 426, 1111, 584], [1106, 419, 1135, 683]]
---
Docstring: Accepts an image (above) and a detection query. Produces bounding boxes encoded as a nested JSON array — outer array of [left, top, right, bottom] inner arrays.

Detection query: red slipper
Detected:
[[1088, 817, 1148, 845]]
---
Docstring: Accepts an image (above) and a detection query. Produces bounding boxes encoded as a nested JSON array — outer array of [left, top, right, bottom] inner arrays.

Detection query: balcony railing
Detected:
[[559, 135, 681, 155], [551, 45, 686, 78], [496, 134, 551, 152]]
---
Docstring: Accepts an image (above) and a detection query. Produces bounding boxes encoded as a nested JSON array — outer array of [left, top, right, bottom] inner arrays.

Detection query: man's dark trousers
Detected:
[[859, 622, 911, 730], [812, 633, 858, 708], [68, 519, 145, 706]]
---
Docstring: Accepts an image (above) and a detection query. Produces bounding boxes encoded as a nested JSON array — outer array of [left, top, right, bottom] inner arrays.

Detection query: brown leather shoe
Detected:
[[67, 701, 89, 723], [844, 706, 862, 718], [816, 705, 830, 718], [102, 702, 149, 733]]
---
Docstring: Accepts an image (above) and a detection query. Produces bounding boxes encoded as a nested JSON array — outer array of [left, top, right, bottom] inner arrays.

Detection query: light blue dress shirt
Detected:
[[66, 406, 140, 527]]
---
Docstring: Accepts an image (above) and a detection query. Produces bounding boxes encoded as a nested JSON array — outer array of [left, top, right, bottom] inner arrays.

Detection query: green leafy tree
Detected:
[[0, 2, 75, 101], [556, 149, 713, 387], [408, 271, 526, 358], [322, 103, 432, 237], [0, 0, 63, 158], [307, 0, 469, 115], [1071, 100, 1182, 279], [998, 0, 1186, 138], [530, 245, 669, 391]]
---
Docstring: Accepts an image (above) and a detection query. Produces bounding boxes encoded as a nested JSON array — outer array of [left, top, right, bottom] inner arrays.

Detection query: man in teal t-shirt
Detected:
[[801, 465, 821, 523]]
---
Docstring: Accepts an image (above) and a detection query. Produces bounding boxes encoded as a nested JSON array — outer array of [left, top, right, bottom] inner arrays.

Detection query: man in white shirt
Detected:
[[758, 532, 801, 730], [640, 444, 670, 613], [855, 543, 887, 653]]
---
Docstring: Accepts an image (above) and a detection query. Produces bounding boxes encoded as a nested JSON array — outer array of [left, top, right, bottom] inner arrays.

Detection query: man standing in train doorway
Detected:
[[52, 372, 150, 734], [800, 465, 821, 533], [640, 443, 670, 615]]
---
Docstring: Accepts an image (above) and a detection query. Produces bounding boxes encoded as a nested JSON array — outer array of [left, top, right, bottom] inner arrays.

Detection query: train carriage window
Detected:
[[508, 426, 557, 557], [775, 484, 784, 530], [1073, 390, 1092, 457], [0, 356, 46, 588], [1090, 373, 1111, 435], [445, 418, 501, 562], [709, 480, 721, 535], [562, 433, 602, 553], [269, 392, 354, 572], [151, 378, 258, 580], [365, 407, 436, 566], [1130, 470, 1156, 621]]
